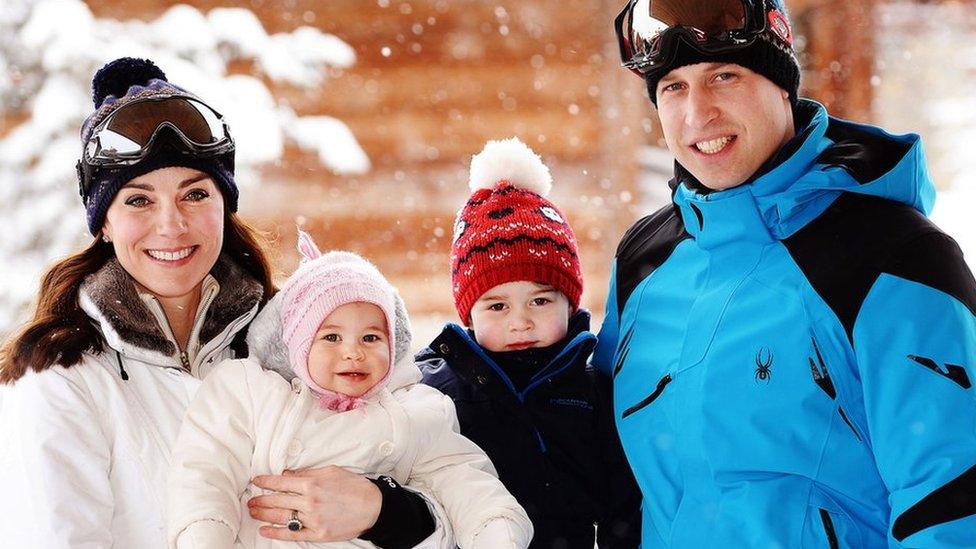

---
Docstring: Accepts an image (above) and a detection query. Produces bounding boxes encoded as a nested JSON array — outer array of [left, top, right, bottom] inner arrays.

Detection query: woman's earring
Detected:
[[102, 234, 111, 243]]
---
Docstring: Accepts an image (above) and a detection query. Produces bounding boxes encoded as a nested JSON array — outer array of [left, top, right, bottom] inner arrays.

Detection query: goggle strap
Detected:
[[617, 0, 771, 76]]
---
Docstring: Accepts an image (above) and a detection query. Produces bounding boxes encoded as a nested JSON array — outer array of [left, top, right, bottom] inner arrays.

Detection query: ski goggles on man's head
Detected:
[[615, 0, 771, 77], [77, 95, 234, 197]]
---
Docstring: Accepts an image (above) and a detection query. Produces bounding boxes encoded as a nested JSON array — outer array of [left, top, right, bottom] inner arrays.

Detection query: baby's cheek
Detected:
[[306, 351, 335, 388], [376, 358, 391, 380]]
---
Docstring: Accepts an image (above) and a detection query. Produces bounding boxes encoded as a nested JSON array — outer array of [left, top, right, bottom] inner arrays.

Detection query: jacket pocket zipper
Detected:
[[613, 326, 635, 378], [810, 337, 862, 442], [622, 373, 672, 418], [819, 508, 840, 549], [836, 407, 862, 442]]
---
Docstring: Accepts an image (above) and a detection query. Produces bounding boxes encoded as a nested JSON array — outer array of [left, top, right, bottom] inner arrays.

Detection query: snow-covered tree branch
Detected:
[[0, 0, 370, 334]]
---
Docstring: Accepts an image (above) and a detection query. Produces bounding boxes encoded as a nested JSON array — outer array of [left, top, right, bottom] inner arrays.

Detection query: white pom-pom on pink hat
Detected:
[[468, 137, 552, 197]]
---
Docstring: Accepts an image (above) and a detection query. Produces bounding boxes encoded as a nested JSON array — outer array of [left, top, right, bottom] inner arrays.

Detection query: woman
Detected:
[[0, 57, 442, 547]]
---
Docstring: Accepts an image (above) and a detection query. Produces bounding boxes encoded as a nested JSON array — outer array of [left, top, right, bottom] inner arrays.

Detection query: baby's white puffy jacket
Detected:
[[167, 297, 532, 549]]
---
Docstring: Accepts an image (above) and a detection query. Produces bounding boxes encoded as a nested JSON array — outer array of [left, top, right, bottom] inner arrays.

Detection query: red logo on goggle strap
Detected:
[[768, 10, 793, 46]]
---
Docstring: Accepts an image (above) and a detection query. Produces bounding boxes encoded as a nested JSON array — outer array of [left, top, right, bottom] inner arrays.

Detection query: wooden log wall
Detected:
[[87, 0, 647, 325], [789, 0, 877, 122], [81, 0, 876, 332]]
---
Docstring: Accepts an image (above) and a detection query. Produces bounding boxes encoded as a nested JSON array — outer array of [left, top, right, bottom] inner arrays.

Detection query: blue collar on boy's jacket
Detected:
[[422, 310, 597, 402], [669, 99, 935, 250]]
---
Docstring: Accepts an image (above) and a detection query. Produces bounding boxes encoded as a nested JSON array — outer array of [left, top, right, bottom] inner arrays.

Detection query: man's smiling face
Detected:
[[656, 62, 795, 191]]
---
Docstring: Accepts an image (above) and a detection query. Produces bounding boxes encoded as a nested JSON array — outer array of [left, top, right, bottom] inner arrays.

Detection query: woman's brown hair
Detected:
[[0, 213, 275, 384]]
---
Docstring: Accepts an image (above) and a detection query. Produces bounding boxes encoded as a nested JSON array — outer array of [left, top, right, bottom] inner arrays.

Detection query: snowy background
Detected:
[[0, 0, 370, 334], [874, 1, 976, 264], [1, 0, 975, 341]]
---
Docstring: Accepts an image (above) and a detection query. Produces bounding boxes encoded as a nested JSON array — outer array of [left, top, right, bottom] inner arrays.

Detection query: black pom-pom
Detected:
[[91, 57, 167, 108]]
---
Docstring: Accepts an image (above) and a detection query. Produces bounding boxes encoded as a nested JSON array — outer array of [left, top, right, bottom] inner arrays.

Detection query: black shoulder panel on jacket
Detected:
[[614, 203, 690, 319], [818, 119, 912, 184], [883, 230, 976, 317], [892, 463, 976, 541], [783, 192, 976, 345]]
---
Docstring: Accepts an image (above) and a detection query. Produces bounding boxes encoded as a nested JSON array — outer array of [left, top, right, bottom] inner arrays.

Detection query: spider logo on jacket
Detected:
[[755, 347, 773, 383]]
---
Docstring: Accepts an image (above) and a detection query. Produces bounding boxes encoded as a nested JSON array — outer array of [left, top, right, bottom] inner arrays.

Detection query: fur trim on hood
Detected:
[[246, 287, 415, 391], [81, 254, 264, 356]]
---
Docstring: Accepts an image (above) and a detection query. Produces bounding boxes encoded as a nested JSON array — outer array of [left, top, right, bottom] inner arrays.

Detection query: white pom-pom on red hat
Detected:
[[468, 137, 552, 197]]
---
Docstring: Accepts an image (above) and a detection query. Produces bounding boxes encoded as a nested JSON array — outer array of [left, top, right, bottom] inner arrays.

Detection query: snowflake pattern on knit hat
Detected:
[[450, 137, 583, 324]]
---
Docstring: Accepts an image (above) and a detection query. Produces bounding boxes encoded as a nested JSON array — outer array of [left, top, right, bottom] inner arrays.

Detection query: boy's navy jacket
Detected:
[[418, 310, 642, 548], [594, 99, 976, 547]]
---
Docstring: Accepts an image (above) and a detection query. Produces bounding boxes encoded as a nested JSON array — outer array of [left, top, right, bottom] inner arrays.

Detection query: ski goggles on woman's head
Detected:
[[77, 95, 234, 197], [615, 0, 770, 77]]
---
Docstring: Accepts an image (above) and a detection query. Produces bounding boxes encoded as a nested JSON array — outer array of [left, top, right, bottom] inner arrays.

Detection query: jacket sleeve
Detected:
[[592, 260, 620, 377], [0, 366, 114, 547], [852, 233, 976, 546], [405, 388, 533, 549], [167, 359, 258, 549], [593, 371, 642, 548]]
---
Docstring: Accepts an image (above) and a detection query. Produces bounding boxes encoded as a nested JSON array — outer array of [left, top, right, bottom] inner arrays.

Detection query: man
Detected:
[[593, 0, 976, 546]]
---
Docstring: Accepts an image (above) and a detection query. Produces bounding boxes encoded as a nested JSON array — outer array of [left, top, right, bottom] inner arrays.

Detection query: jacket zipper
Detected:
[[451, 325, 594, 454], [144, 283, 220, 374], [183, 284, 221, 375], [144, 296, 189, 370], [836, 407, 862, 442], [623, 373, 672, 418], [196, 300, 261, 369], [519, 333, 594, 454], [810, 337, 862, 442], [519, 338, 590, 399], [809, 337, 836, 399], [613, 326, 635, 378], [819, 508, 840, 549]]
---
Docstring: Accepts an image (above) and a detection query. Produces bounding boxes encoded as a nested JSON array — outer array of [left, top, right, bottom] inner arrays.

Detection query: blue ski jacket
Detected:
[[593, 100, 976, 547]]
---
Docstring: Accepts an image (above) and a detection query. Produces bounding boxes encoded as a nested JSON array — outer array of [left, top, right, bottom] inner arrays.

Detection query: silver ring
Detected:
[[286, 509, 303, 531]]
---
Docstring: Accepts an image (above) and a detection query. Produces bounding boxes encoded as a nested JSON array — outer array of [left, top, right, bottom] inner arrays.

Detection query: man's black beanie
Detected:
[[645, 1, 801, 106]]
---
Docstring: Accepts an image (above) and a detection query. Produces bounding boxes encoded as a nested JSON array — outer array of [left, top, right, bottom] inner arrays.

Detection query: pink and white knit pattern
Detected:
[[279, 231, 396, 412]]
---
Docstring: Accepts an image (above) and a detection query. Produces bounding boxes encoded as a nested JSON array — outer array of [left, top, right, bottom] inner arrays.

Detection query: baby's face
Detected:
[[469, 281, 571, 353], [307, 302, 390, 397]]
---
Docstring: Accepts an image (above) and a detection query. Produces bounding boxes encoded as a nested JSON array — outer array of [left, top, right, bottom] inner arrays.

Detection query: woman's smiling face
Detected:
[[101, 166, 224, 301]]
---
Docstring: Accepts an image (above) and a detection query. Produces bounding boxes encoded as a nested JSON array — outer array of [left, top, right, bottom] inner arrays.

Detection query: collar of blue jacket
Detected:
[[671, 99, 935, 250], [421, 309, 598, 401]]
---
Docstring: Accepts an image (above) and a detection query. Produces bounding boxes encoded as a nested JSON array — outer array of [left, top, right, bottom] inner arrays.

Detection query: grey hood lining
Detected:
[[246, 287, 414, 388]]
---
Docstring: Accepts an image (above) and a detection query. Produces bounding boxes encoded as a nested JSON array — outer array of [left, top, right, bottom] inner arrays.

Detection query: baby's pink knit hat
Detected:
[[279, 231, 396, 411]]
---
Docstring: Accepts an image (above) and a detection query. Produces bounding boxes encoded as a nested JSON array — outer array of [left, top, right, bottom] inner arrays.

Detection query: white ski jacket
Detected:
[[0, 256, 264, 548], [167, 290, 532, 549]]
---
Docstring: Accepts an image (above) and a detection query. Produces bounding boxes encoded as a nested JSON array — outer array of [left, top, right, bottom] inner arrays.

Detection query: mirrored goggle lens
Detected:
[[626, 0, 749, 60], [90, 97, 228, 158]]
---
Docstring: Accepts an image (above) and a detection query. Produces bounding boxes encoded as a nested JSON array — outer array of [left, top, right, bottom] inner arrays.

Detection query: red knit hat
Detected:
[[451, 137, 583, 324]]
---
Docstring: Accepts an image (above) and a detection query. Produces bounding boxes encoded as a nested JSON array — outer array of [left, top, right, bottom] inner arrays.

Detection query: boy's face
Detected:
[[469, 281, 572, 353], [655, 62, 795, 191], [307, 302, 390, 397]]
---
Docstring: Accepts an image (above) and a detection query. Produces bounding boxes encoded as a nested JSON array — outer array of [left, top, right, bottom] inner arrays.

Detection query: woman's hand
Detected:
[[248, 466, 382, 542]]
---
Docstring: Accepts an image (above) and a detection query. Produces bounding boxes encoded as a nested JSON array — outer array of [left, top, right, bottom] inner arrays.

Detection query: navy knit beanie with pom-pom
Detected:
[[79, 57, 238, 235]]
